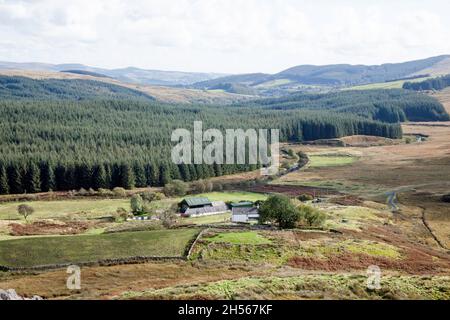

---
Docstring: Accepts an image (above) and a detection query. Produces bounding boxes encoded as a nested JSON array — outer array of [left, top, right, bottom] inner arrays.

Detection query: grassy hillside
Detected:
[[192, 55, 450, 93], [0, 229, 198, 268]]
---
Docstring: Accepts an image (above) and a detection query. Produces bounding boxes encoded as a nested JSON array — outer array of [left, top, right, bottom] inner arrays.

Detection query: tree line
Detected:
[[403, 75, 450, 91], [2, 77, 448, 195]]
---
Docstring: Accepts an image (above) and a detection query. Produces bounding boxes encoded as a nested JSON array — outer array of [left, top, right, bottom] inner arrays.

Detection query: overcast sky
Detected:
[[1, 0, 449, 74]]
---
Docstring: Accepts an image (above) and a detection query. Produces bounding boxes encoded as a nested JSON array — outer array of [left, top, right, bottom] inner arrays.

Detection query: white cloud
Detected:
[[0, 0, 449, 73]]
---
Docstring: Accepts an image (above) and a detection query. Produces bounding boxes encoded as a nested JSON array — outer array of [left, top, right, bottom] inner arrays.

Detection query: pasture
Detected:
[[0, 228, 198, 268]]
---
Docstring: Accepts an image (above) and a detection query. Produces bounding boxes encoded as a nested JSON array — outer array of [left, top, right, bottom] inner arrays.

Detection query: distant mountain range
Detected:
[[192, 55, 450, 95], [1, 55, 449, 94], [0, 61, 227, 86]]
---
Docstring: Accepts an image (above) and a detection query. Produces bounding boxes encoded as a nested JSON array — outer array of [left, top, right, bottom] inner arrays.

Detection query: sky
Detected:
[[0, 0, 450, 74]]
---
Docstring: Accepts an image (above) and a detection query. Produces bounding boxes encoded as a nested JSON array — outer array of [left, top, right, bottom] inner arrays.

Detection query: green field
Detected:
[[0, 199, 130, 221], [195, 192, 267, 202], [184, 212, 231, 225], [0, 192, 266, 222], [0, 228, 198, 268], [308, 154, 358, 167], [345, 76, 431, 90], [207, 231, 271, 245]]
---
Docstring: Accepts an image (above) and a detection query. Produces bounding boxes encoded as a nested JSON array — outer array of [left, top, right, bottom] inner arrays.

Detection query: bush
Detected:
[[77, 188, 88, 196], [98, 188, 114, 197], [204, 181, 214, 193], [113, 207, 129, 222], [259, 195, 300, 229], [163, 180, 188, 197], [130, 194, 144, 215], [112, 187, 127, 197], [191, 180, 207, 193], [17, 204, 34, 222], [213, 182, 223, 192], [298, 194, 314, 202], [140, 191, 164, 202], [159, 204, 178, 228], [298, 205, 326, 227]]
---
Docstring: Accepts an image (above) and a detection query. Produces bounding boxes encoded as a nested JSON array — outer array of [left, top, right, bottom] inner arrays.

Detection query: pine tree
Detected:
[[120, 164, 135, 189], [92, 164, 107, 190], [7, 164, 23, 194], [24, 162, 41, 193], [134, 163, 146, 188], [0, 163, 9, 194], [40, 162, 55, 192], [159, 163, 171, 186]]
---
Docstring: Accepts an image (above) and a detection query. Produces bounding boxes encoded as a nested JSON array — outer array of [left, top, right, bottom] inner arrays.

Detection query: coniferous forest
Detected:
[[0, 76, 448, 194], [403, 74, 450, 91]]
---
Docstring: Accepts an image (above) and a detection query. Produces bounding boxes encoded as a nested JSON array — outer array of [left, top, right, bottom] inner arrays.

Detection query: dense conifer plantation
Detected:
[[403, 75, 450, 91], [0, 76, 448, 194]]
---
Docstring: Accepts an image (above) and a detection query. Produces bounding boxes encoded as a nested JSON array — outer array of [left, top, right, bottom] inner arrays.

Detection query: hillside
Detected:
[[0, 61, 226, 86], [0, 70, 253, 104], [3, 78, 438, 194], [0, 76, 154, 101], [192, 55, 450, 95]]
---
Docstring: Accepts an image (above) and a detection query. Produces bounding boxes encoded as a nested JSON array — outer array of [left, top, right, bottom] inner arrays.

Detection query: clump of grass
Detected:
[[207, 231, 272, 245], [343, 240, 402, 259], [122, 274, 450, 300]]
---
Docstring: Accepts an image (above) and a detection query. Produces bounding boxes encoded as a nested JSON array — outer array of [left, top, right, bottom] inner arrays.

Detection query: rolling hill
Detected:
[[0, 69, 254, 104], [192, 55, 450, 95], [0, 61, 227, 86]]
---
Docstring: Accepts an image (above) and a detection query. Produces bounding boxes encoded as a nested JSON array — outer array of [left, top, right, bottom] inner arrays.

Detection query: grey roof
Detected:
[[185, 205, 229, 216], [232, 207, 259, 215]]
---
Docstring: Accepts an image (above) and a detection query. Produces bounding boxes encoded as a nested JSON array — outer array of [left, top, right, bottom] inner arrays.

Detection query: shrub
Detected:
[[112, 187, 127, 197], [213, 182, 223, 192], [298, 205, 326, 227], [298, 194, 314, 202], [204, 181, 214, 193], [191, 180, 207, 193], [130, 194, 144, 215], [140, 191, 161, 202], [17, 204, 34, 222], [259, 195, 300, 229], [163, 180, 188, 197], [77, 188, 88, 196], [159, 204, 178, 228], [98, 188, 114, 197], [116, 207, 129, 220]]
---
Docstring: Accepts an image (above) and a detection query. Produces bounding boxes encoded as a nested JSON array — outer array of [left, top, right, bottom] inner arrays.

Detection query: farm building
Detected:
[[179, 197, 229, 217], [231, 202, 260, 223]]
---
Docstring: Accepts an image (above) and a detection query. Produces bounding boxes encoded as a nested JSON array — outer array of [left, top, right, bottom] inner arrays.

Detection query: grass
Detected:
[[0, 192, 265, 221], [254, 78, 292, 88], [207, 231, 271, 245], [0, 228, 198, 268], [122, 274, 450, 300], [325, 206, 386, 231], [308, 154, 358, 167], [0, 199, 130, 221], [184, 213, 231, 225], [195, 192, 268, 202], [344, 240, 401, 259], [344, 76, 431, 90]]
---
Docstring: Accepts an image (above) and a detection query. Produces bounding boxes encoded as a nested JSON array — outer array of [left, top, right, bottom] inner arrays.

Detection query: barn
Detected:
[[179, 197, 228, 217], [231, 202, 260, 223]]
